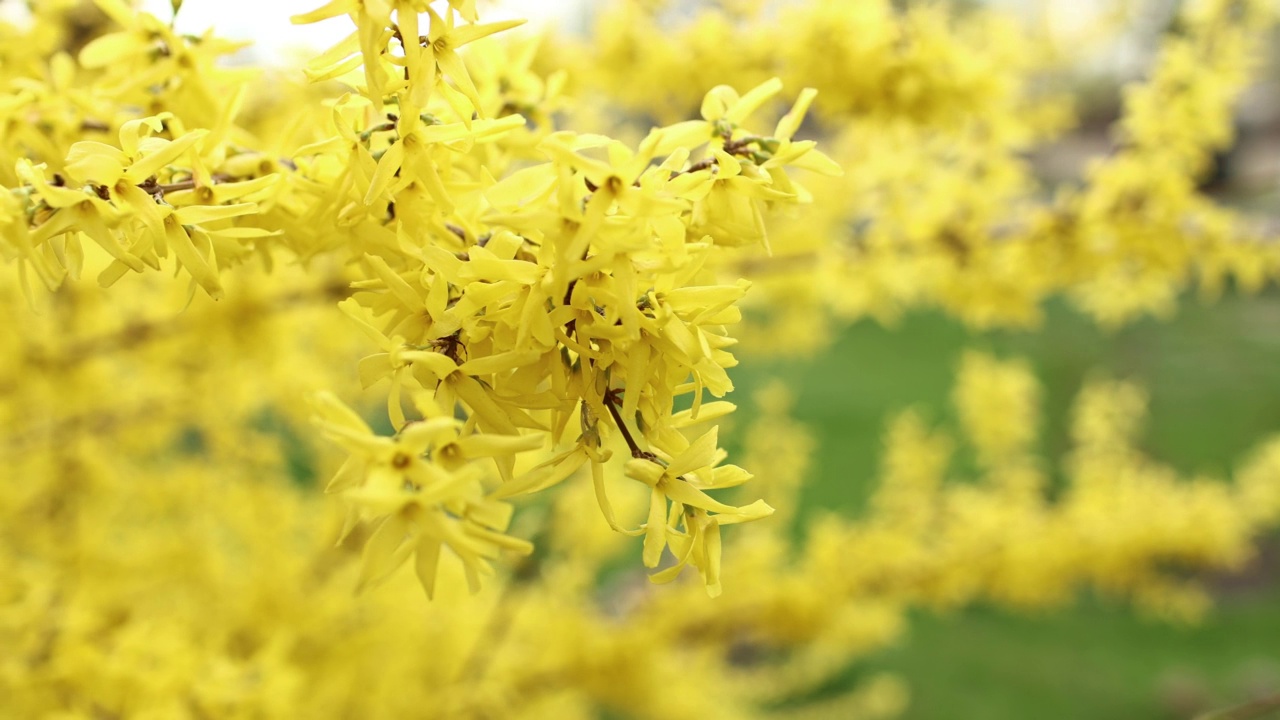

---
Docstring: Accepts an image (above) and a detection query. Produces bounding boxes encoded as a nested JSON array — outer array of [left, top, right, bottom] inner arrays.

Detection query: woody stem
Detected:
[[603, 390, 648, 460]]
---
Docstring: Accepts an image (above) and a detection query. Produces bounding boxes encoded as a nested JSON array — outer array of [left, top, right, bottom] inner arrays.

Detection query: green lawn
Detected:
[[731, 290, 1280, 720]]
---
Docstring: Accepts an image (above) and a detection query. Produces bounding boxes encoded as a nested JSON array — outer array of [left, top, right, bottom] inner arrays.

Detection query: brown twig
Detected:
[[603, 388, 655, 461], [668, 136, 764, 179]]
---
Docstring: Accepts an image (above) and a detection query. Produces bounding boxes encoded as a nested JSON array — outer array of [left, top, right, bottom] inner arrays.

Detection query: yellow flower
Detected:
[[313, 391, 540, 596], [63, 114, 208, 188], [625, 426, 772, 594]]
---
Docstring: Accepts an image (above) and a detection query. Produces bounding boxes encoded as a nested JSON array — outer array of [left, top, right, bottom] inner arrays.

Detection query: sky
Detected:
[[137, 0, 584, 64]]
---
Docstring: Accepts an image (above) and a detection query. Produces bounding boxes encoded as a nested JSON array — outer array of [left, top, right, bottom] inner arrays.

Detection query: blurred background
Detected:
[[11, 0, 1278, 717], [730, 297, 1280, 719]]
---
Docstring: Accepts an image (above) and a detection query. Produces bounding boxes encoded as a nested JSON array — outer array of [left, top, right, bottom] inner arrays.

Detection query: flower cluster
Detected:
[[284, 0, 849, 596]]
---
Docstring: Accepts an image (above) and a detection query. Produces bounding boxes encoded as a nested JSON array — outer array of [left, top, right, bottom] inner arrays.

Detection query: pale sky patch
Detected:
[[139, 0, 585, 64]]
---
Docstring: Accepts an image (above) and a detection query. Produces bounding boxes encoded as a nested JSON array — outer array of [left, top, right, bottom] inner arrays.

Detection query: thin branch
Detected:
[[603, 388, 655, 461]]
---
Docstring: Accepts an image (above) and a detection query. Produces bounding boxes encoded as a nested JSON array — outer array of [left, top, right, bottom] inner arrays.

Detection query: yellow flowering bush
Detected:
[[1, 0, 1278, 717]]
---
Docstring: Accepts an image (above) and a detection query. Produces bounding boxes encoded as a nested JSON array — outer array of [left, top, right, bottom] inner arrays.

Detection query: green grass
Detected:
[[731, 290, 1280, 720], [872, 593, 1280, 720]]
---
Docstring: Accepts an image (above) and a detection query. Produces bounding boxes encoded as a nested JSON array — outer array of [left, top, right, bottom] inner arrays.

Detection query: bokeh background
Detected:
[[728, 1, 1280, 713], [10, 0, 1278, 717]]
